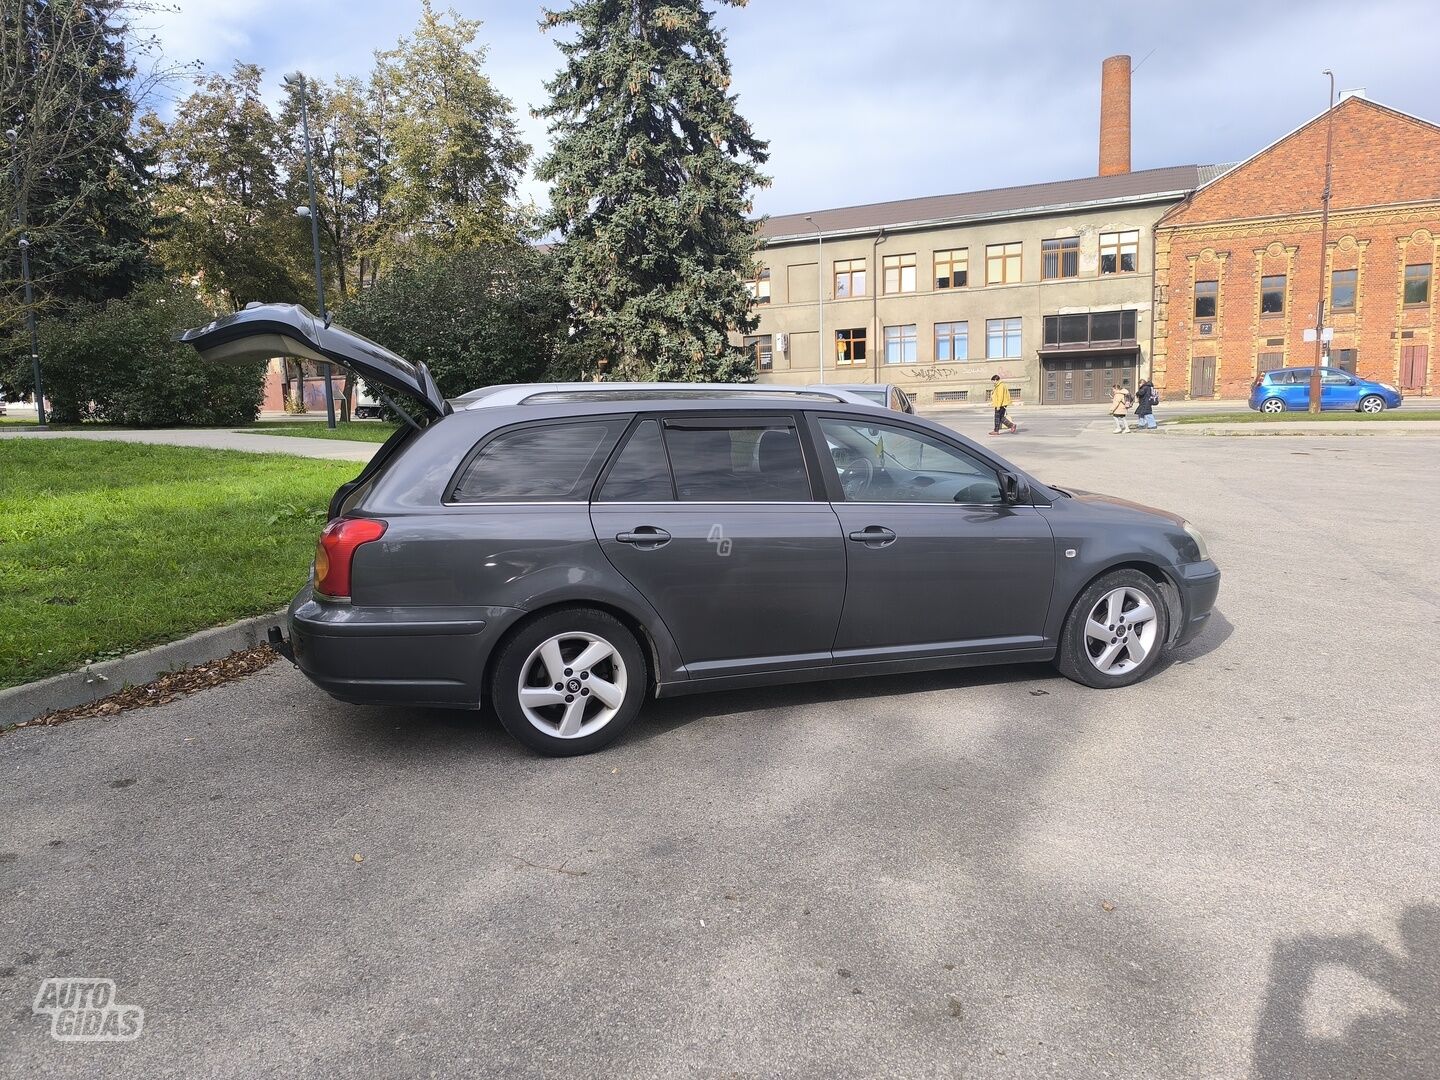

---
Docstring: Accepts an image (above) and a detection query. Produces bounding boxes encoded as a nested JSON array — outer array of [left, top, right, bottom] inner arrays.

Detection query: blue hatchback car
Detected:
[[1249, 367, 1403, 414]]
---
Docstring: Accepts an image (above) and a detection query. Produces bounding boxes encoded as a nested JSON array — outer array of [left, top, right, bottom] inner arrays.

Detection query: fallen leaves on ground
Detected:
[[5, 646, 280, 732]]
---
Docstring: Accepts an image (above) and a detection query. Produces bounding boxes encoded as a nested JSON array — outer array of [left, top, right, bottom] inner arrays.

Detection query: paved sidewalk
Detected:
[[0, 426, 377, 461]]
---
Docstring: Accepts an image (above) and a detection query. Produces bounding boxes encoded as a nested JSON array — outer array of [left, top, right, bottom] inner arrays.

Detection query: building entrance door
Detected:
[[1041, 356, 1136, 405], [1189, 355, 1216, 398], [1401, 345, 1428, 391]]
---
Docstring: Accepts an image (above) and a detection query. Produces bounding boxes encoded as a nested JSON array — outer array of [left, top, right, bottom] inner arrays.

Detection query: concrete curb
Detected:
[[0, 610, 287, 727]]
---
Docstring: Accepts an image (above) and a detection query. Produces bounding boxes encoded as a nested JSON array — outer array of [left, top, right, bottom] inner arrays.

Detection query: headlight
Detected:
[[1380, 383, 1398, 393], [1183, 521, 1211, 562]]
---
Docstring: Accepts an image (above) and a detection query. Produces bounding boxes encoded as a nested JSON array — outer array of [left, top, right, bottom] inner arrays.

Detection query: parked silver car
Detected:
[[182, 305, 1221, 757]]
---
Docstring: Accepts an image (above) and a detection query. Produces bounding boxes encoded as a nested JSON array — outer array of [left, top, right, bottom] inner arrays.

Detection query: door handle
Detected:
[[847, 525, 896, 547], [615, 526, 671, 548]]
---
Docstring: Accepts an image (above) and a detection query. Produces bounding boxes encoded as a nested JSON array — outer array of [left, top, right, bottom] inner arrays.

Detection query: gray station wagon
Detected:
[[183, 304, 1221, 756]]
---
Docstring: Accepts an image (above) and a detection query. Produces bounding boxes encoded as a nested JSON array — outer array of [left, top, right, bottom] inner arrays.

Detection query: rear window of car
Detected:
[[449, 420, 626, 503], [662, 419, 811, 502]]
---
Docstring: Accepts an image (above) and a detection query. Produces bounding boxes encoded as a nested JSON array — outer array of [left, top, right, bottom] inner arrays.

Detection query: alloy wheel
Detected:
[[1261, 398, 1285, 413], [1083, 587, 1160, 677], [516, 631, 629, 739], [1360, 396, 1385, 414]]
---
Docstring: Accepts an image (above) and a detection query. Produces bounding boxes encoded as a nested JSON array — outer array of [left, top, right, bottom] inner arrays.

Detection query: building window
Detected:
[[935, 321, 968, 362], [1404, 263, 1432, 306], [1042, 310, 1137, 347], [985, 317, 1022, 359], [1194, 280, 1218, 320], [1099, 230, 1139, 274], [883, 324, 918, 364], [835, 327, 866, 365], [1329, 268, 1356, 313], [745, 266, 771, 304], [834, 258, 866, 298], [986, 243, 1022, 285], [1332, 348, 1357, 373], [934, 248, 968, 290], [743, 334, 773, 371], [1041, 237, 1079, 280], [1261, 274, 1286, 315], [882, 253, 917, 294]]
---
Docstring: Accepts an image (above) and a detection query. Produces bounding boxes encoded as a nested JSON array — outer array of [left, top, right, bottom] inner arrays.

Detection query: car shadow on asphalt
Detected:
[[634, 604, 1235, 743], [1251, 903, 1440, 1080], [324, 605, 1233, 756]]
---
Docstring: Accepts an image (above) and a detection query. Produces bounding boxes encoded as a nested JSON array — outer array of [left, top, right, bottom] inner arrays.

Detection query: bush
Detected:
[[340, 244, 574, 400], [4, 285, 266, 426]]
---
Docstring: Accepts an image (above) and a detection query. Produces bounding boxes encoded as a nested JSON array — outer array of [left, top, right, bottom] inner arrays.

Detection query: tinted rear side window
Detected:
[[663, 420, 811, 502], [597, 420, 674, 501], [450, 420, 626, 503]]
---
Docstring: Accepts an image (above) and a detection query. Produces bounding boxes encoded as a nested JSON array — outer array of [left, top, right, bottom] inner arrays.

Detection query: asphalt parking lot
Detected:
[[3, 416, 1438, 1079]]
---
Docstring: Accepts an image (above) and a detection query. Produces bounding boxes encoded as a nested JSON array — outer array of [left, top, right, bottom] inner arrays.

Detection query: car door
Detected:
[[1320, 368, 1361, 410], [588, 414, 846, 680], [1277, 370, 1309, 410], [810, 414, 1056, 663]]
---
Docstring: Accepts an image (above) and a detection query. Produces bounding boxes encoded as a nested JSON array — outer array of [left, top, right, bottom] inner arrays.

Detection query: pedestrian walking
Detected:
[[1109, 383, 1131, 433], [1135, 378, 1158, 430], [989, 374, 1018, 436]]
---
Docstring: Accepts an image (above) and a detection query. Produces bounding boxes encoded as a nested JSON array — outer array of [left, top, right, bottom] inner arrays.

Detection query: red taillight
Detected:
[[314, 518, 386, 599]]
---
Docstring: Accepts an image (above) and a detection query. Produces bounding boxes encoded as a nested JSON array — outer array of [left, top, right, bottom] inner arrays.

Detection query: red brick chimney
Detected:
[[1099, 54, 1132, 176]]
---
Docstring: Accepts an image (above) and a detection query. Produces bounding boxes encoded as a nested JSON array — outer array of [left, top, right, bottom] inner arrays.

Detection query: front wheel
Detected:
[[490, 609, 647, 756], [1260, 397, 1286, 414], [1359, 395, 1386, 414], [1055, 570, 1170, 689]]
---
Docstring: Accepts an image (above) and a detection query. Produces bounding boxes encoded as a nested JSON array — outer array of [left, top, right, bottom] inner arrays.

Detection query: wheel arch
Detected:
[[1067, 560, 1185, 647], [482, 600, 663, 706]]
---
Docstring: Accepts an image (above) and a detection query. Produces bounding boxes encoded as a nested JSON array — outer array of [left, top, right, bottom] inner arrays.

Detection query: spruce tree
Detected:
[[536, 0, 768, 381]]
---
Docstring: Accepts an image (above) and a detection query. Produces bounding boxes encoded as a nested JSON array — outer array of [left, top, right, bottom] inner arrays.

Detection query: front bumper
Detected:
[[285, 585, 525, 708], [1172, 560, 1221, 647]]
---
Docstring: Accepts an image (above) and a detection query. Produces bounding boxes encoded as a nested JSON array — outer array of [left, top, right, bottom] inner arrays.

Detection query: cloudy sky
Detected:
[[145, 0, 1440, 216]]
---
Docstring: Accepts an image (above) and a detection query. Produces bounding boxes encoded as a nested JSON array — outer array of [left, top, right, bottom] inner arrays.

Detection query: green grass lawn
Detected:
[[0, 439, 358, 689], [239, 421, 399, 443], [1170, 410, 1440, 424]]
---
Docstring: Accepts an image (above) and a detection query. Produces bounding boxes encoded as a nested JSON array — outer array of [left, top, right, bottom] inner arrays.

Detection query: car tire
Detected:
[[1260, 397, 1286, 413], [1359, 395, 1386, 414], [1055, 570, 1171, 689], [490, 608, 647, 756]]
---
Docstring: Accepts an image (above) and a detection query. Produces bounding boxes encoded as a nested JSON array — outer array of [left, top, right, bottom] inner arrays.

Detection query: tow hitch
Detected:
[[266, 625, 295, 665]]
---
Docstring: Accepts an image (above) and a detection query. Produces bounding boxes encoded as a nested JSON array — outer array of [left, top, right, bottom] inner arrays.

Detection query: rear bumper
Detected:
[[1173, 561, 1221, 647], [286, 585, 525, 708]]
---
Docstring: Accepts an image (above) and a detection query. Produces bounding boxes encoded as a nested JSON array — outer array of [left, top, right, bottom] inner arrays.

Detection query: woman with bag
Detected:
[[1135, 378, 1158, 430], [1109, 384, 1131, 433]]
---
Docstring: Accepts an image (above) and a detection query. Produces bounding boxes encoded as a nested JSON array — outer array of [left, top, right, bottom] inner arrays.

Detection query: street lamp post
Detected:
[[18, 235, 45, 428], [1309, 69, 1337, 414], [285, 72, 336, 428], [806, 215, 824, 384], [6, 127, 45, 428]]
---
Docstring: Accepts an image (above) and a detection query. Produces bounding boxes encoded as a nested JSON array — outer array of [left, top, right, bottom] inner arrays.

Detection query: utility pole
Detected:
[[285, 72, 337, 428], [6, 128, 45, 428], [1309, 70, 1337, 414], [806, 216, 824, 384]]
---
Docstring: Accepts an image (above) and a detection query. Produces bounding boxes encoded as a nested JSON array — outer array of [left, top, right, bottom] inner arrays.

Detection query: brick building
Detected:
[[1153, 95, 1440, 399]]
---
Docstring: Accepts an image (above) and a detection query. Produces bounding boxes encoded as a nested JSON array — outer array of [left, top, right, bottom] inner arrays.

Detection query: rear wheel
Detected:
[[1056, 570, 1170, 689], [1260, 397, 1286, 414], [490, 609, 646, 756], [1359, 395, 1386, 414]]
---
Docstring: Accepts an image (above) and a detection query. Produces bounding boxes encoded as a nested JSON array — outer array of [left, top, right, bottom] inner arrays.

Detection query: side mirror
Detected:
[[1000, 471, 1028, 505]]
